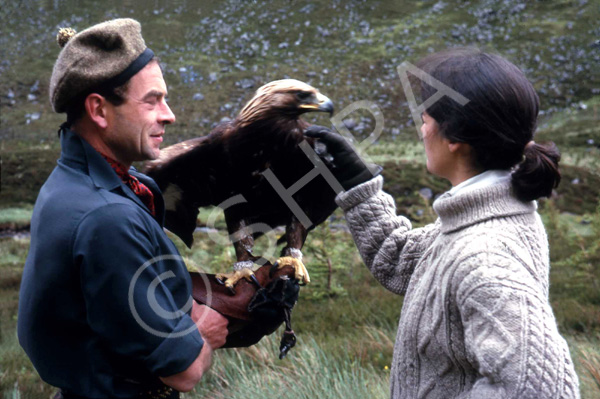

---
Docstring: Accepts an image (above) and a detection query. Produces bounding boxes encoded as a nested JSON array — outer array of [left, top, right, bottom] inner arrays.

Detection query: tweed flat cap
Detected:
[[49, 18, 154, 113]]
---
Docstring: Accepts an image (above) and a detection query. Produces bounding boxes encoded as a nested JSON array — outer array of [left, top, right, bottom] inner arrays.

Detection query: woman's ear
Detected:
[[448, 141, 460, 153], [448, 141, 473, 156], [84, 93, 109, 129], [449, 141, 480, 174]]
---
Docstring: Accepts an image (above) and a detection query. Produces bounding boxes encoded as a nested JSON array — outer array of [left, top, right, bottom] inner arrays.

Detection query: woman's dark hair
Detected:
[[415, 48, 560, 201]]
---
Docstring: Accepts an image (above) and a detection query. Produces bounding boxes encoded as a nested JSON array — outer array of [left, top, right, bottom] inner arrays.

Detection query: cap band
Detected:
[[104, 47, 155, 89]]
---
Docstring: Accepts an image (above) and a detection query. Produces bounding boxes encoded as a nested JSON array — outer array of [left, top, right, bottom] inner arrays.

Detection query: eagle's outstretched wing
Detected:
[[145, 127, 227, 247]]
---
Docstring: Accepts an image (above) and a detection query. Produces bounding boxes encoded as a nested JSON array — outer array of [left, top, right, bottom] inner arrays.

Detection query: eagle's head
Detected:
[[236, 79, 334, 128]]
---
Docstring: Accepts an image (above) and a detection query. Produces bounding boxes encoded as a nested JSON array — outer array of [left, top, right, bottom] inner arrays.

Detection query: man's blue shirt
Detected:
[[18, 129, 203, 397]]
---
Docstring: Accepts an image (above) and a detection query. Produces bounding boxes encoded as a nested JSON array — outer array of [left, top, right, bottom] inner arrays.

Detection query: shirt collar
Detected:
[[59, 128, 166, 225], [59, 128, 122, 191], [99, 152, 131, 182]]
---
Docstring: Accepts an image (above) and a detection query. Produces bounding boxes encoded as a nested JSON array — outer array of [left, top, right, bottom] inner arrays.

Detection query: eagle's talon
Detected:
[[215, 276, 226, 286], [215, 268, 257, 295], [274, 256, 310, 285], [250, 274, 263, 289], [270, 262, 279, 278]]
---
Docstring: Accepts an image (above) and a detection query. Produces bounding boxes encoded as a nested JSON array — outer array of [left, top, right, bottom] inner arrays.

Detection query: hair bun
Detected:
[[57, 27, 77, 48], [512, 141, 561, 202]]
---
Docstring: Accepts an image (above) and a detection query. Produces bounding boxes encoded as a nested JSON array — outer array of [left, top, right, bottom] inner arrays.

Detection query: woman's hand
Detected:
[[304, 125, 382, 191]]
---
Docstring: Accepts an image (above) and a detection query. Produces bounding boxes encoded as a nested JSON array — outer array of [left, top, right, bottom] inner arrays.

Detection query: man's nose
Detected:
[[159, 100, 176, 125]]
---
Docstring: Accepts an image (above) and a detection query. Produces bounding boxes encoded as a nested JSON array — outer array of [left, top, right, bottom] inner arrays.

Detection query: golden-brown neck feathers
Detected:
[[237, 79, 322, 128]]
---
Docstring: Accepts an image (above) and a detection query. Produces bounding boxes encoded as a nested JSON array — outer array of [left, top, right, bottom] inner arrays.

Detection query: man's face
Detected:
[[104, 62, 175, 165]]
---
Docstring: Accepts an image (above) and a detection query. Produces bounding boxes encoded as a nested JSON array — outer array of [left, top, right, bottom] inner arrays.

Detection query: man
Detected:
[[17, 18, 228, 398]]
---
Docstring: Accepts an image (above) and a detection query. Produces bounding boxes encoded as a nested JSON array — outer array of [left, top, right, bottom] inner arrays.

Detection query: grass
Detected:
[[0, 208, 32, 224], [190, 333, 390, 399], [0, 147, 60, 208], [544, 201, 600, 334], [0, 208, 32, 233], [568, 334, 600, 399]]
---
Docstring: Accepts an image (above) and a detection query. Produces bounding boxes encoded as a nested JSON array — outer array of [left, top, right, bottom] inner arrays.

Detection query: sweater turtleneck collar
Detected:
[[433, 179, 536, 234]]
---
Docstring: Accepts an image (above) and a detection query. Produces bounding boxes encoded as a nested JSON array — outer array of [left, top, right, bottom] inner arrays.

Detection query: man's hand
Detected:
[[304, 125, 382, 191], [191, 302, 228, 349]]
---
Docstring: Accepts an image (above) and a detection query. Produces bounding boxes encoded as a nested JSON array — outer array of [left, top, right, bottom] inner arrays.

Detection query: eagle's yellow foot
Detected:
[[215, 268, 260, 294], [274, 256, 310, 285]]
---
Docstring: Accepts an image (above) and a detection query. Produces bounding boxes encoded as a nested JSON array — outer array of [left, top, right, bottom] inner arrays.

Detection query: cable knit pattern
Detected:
[[336, 175, 580, 399]]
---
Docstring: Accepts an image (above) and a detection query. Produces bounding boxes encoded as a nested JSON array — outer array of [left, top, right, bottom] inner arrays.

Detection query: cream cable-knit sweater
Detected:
[[336, 176, 579, 399]]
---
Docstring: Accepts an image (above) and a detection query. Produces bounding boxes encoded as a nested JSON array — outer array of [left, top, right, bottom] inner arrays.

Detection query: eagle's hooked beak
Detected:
[[299, 92, 334, 116]]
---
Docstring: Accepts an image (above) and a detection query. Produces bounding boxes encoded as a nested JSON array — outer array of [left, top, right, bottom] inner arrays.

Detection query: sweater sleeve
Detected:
[[336, 176, 440, 295], [456, 252, 580, 399]]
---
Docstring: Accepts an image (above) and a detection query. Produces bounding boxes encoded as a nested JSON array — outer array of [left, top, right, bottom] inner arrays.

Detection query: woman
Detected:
[[305, 48, 579, 398]]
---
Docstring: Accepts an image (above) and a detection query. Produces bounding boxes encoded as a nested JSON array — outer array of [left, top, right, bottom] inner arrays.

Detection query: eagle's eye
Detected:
[[296, 91, 312, 101]]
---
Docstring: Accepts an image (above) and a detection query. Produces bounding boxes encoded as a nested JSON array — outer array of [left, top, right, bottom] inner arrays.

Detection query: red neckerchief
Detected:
[[101, 153, 156, 217]]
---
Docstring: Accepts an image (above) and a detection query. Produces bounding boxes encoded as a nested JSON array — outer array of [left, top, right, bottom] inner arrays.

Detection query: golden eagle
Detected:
[[144, 79, 339, 291]]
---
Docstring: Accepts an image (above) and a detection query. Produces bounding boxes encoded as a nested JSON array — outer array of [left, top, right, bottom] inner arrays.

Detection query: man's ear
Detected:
[[84, 93, 109, 129]]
